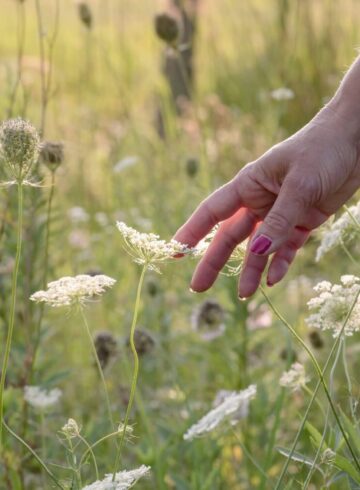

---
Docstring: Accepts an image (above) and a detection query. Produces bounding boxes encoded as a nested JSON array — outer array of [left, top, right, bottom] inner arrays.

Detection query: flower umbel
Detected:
[[279, 363, 309, 392], [306, 275, 360, 337], [24, 386, 62, 409], [116, 221, 190, 272], [61, 418, 80, 438], [82, 465, 151, 490], [30, 274, 116, 308], [183, 385, 257, 440], [0, 118, 40, 183]]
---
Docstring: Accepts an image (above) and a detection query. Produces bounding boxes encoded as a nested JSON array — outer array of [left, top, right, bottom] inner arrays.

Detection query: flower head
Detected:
[[30, 274, 116, 308], [191, 299, 226, 341], [78, 1, 92, 29], [94, 331, 118, 369], [316, 203, 360, 261], [279, 363, 309, 392], [61, 418, 80, 438], [0, 118, 40, 183], [24, 385, 62, 409], [306, 275, 360, 337], [40, 141, 64, 172], [183, 385, 256, 441], [81, 465, 151, 490], [116, 221, 190, 273], [271, 87, 295, 101], [154, 13, 179, 45]]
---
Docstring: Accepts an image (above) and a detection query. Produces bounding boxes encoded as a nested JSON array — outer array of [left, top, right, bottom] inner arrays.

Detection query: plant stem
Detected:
[[112, 265, 147, 479], [0, 183, 23, 448], [79, 308, 114, 429], [78, 434, 99, 480], [342, 337, 356, 421], [260, 287, 360, 472], [79, 430, 120, 469]]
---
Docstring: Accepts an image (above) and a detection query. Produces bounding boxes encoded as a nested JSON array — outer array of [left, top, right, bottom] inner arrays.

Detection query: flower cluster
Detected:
[[316, 203, 360, 261], [183, 385, 256, 441], [116, 221, 190, 272], [0, 118, 40, 183], [271, 87, 294, 101], [279, 363, 309, 392], [30, 274, 116, 308], [82, 465, 151, 490], [306, 275, 360, 337], [24, 386, 62, 409], [61, 418, 80, 438]]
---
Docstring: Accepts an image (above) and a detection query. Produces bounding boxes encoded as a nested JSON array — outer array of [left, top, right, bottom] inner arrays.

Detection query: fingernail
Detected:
[[250, 235, 272, 255], [174, 253, 185, 259], [266, 279, 274, 287], [189, 287, 197, 294], [238, 295, 247, 302]]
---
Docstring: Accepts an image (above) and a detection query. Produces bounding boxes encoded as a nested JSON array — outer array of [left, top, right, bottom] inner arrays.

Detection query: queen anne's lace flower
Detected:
[[279, 363, 309, 392], [81, 465, 151, 490], [24, 386, 62, 409], [306, 275, 360, 337], [61, 418, 80, 438], [316, 203, 360, 261], [116, 221, 190, 272], [30, 274, 116, 308], [183, 385, 256, 441]]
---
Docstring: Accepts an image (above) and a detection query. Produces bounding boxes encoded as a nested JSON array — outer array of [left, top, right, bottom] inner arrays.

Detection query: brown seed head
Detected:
[[154, 13, 179, 45]]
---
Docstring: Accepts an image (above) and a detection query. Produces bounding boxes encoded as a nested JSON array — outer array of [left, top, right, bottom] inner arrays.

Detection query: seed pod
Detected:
[[186, 157, 199, 177], [308, 330, 324, 349], [154, 13, 179, 46], [78, 1, 92, 29], [94, 331, 117, 369], [40, 141, 64, 172]]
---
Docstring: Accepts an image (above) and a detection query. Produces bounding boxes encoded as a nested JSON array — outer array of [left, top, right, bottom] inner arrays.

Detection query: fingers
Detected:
[[266, 227, 310, 286], [190, 208, 257, 292], [174, 176, 245, 247], [238, 241, 268, 298]]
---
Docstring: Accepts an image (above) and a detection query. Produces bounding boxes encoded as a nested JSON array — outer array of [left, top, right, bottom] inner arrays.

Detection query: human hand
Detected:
[[174, 104, 360, 298]]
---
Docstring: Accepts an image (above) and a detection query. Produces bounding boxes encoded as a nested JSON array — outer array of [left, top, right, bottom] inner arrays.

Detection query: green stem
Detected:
[[0, 183, 23, 448], [3, 420, 64, 489], [260, 287, 360, 473], [79, 430, 120, 469], [342, 337, 356, 422], [112, 265, 147, 479], [274, 286, 360, 488], [78, 434, 99, 480], [79, 308, 114, 429]]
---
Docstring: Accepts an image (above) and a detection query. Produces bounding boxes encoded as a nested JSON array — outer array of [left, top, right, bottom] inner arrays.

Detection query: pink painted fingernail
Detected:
[[266, 279, 274, 287], [250, 235, 272, 255]]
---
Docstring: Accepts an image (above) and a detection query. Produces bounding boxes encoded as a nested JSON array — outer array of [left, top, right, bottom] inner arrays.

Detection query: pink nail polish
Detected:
[[266, 279, 273, 287], [250, 235, 272, 255]]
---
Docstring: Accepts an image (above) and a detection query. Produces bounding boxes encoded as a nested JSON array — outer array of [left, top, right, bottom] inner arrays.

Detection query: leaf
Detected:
[[305, 421, 328, 450], [333, 454, 360, 484], [339, 408, 360, 456], [276, 446, 324, 476]]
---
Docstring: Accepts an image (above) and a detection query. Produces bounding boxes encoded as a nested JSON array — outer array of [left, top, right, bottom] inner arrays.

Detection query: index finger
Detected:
[[173, 178, 243, 246]]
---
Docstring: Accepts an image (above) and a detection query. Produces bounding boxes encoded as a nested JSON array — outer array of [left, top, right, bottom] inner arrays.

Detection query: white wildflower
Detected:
[[68, 206, 89, 224], [24, 386, 62, 409], [271, 87, 295, 101], [116, 221, 190, 272], [279, 363, 309, 392], [213, 390, 251, 422], [81, 465, 151, 490], [30, 274, 116, 308], [183, 384, 256, 441], [306, 275, 360, 337], [61, 418, 80, 438], [316, 203, 360, 261]]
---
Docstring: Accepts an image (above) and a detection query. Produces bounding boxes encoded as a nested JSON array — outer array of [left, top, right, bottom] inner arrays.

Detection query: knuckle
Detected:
[[265, 210, 293, 233], [286, 173, 320, 203]]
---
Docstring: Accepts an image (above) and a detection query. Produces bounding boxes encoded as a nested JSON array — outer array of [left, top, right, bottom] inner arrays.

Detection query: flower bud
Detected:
[[40, 141, 64, 172], [61, 418, 80, 438]]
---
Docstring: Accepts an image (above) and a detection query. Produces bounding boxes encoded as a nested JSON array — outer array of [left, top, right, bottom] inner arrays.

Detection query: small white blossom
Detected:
[[68, 206, 89, 224], [316, 203, 360, 261], [24, 386, 62, 409], [279, 363, 309, 392], [306, 275, 360, 337], [183, 385, 256, 441], [271, 87, 295, 101], [30, 274, 116, 308], [116, 221, 190, 272], [61, 418, 80, 438], [81, 465, 151, 490]]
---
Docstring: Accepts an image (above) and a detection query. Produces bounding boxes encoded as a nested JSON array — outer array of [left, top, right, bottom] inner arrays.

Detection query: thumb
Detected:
[[249, 181, 308, 255]]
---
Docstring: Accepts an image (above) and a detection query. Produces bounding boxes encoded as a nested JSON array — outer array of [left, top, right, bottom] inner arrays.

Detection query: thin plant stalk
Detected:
[[8, 0, 26, 117], [260, 286, 360, 471], [342, 337, 356, 421], [274, 287, 360, 488], [0, 183, 23, 448], [3, 420, 64, 489], [112, 265, 147, 479], [79, 429, 120, 470], [78, 434, 99, 481], [79, 307, 114, 429]]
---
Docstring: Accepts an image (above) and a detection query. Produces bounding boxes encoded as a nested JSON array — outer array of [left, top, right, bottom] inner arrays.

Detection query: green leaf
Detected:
[[305, 421, 328, 450], [334, 454, 360, 485], [339, 408, 360, 456], [276, 446, 324, 476]]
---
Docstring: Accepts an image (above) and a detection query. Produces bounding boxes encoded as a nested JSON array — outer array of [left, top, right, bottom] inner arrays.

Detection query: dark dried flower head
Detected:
[[94, 331, 117, 369], [0, 118, 40, 182], [40, 141, 64, 171], [127, 328, 155, 356], [154, 13, 179, 45], [145, 277, 159, 297], [78, 1, 92, 29], [186, 157, 199, 178], [192, 299, 226, 341], [279, 348, 298, 363], [308, 330, 324, 349]]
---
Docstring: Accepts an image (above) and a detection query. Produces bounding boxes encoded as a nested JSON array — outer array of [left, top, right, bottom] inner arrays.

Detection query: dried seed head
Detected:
[[0, 118, 40, 183], [308, 330, 324, 349], [94, 331, 117, 369], [191, 300, 226, 341], [145, 277, 159, 297], [77, 1, 92, 29], [40, 141, 64, 172], [279, 348, 297, 363], [186, 157, 199, 177], [154, 13, 179, 45], [126, 328, 155, 356]]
